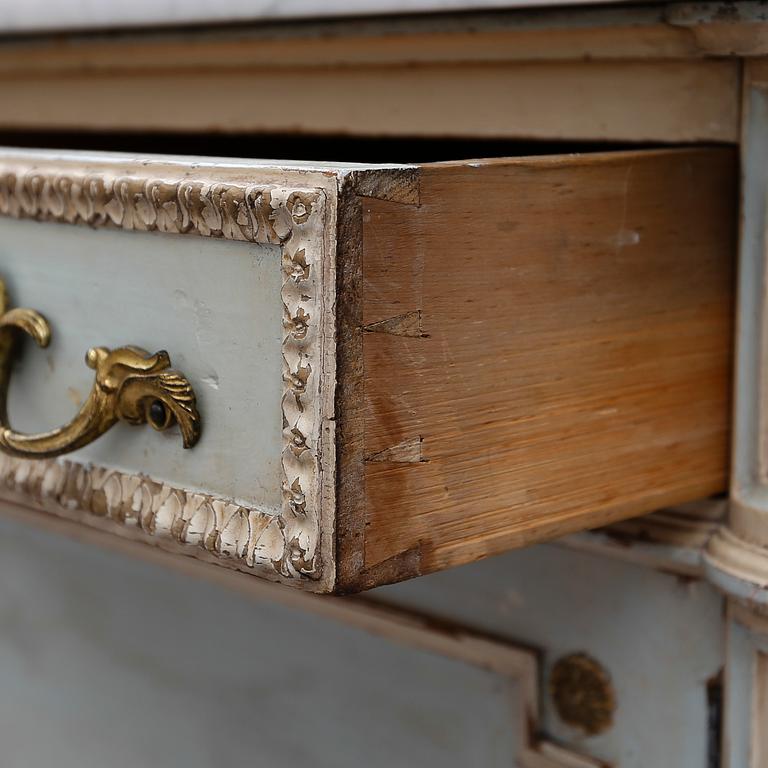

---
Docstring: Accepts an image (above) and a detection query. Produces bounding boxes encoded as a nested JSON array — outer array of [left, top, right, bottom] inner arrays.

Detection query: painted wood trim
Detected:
[[0, 60, 738, 144], [0, 6, 744, 144], [0, 4, 766, 68], [562, 498, 726, 578], [0, 158, 337, 590], [704, 59, 768, 605]]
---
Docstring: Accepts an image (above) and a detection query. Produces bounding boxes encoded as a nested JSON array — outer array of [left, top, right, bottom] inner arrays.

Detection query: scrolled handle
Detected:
[[0, 279, 201, 459]]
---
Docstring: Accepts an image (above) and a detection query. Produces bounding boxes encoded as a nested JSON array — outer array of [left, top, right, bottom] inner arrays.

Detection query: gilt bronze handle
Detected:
[[0, 279, 201, 459]]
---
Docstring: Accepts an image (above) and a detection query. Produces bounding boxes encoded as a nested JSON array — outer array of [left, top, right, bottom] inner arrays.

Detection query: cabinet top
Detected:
[[0, 0, 633, 34]]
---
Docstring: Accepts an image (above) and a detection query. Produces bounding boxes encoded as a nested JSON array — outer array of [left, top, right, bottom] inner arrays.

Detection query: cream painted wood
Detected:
[[0, 59, 736, 143], [0, 7, 743, 144], [705, 59, 768, 605], [686, 57, 768, 768], [564, 498, 727, 578]]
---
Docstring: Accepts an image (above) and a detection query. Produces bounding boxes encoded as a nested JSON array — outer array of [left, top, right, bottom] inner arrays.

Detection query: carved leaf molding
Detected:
[[0, 166, 333, 588]]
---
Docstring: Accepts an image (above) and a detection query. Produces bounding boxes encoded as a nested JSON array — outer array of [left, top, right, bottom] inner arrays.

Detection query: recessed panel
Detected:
[[0, 218, 282, 510]]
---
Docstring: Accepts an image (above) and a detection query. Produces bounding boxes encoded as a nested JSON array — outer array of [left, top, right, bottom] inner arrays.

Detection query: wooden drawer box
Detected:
[[0, 146, 734, 593]]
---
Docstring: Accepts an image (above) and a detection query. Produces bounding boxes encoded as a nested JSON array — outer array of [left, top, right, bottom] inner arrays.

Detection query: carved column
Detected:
[[705, 59, 768, 604], [703, 59, 768, 767]]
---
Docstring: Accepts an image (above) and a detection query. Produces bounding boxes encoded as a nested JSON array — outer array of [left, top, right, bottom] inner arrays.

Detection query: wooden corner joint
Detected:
[[363, 310, 426, 338], [365, 436, 425, 464]]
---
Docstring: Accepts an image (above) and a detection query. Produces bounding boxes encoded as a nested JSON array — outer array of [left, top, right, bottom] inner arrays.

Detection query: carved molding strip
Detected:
[[0, 170, 280, 243], [0, 455, 297, 572], [0, 164, 333, 588]]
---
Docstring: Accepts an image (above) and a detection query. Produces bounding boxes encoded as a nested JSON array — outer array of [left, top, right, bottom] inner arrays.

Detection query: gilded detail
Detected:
[[549, 653, 616, 736], [0, 278, 201, 458], [0, 163, 330, 585]]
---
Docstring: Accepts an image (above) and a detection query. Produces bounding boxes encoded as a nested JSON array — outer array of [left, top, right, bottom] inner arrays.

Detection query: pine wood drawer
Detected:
[[0, 147, 734, 593]]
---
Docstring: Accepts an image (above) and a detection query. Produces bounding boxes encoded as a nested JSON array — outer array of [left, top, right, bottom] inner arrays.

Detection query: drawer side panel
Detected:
[[349, 148, 735, 589]]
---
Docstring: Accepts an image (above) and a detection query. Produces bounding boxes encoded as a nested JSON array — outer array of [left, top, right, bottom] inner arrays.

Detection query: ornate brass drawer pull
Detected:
[[0, 280, 201, 459]]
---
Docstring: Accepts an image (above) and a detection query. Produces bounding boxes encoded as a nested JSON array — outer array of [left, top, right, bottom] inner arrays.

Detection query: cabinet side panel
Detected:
[[357, 148, 735, 587]]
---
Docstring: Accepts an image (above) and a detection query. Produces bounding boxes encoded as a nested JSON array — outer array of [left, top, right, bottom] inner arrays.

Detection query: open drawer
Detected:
[[0, 146, 734, 593]]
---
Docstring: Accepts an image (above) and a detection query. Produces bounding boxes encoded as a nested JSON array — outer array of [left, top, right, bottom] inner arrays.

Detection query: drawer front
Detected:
[[0, 152, 339, 590], [0, 147, 735, 593]]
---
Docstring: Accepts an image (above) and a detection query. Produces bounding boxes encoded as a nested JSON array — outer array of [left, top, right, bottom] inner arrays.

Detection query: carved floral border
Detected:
[[0, 163, 334, 589]]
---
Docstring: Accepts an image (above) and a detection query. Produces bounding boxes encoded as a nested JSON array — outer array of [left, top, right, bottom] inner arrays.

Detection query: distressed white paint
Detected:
[[0, 515, 523, 768], [0, 218, 283, 511], [0, 148, 344, 587]]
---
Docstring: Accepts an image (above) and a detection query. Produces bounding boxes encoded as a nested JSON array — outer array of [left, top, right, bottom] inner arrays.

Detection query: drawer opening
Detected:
[[0, 130, 676, 165]]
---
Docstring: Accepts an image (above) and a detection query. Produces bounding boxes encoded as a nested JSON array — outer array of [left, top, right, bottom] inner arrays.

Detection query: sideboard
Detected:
[[0, 3, 764, 765]]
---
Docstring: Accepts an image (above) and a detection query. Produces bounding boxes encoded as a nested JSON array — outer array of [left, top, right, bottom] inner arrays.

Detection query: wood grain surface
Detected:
[[336, 147, 736, 590]]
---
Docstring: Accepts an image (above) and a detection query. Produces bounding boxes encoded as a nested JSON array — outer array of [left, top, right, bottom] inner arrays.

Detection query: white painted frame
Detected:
[[0, 149, 340, 591]]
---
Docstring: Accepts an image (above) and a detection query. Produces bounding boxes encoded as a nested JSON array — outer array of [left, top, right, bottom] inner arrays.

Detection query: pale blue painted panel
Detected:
[[0, 517, 521, 768], [0, 218, 282, 509]]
